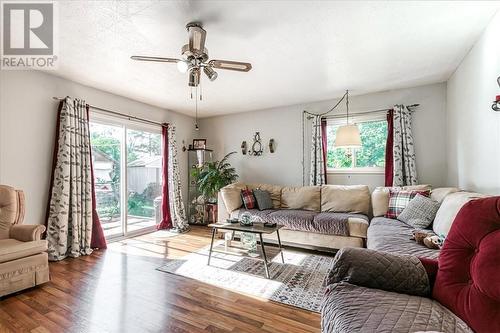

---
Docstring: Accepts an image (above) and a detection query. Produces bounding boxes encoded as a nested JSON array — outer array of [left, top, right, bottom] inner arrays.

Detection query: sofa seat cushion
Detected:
[[234, 209, 367, 237], [314, 213, 368, 237], [321, 282, 472, 333], [367, 217, 439, 259], [231, 209, 278, 222], [0, 239, 48, 263]]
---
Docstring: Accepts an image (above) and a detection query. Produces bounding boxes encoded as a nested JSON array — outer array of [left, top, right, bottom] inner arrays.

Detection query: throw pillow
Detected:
[[241, 189, 256, 209], [385, 189, 430, 219], [253, 189, 273, 211], [398, 194, 441, 229]]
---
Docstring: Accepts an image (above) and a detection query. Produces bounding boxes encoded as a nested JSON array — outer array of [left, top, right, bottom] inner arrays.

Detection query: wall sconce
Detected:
[[492, 76, 500, 112], [241, 141, 247, 155], [269, 139, 276, 153], [250, 132, 263, 156]]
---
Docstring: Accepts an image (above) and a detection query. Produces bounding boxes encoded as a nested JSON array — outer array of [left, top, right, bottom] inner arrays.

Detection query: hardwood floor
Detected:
[[0, 226, 321, 333]]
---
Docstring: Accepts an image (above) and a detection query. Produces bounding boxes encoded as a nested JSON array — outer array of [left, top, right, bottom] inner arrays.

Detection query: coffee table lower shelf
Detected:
[[207, 223, 285, 279], [211, 241, 281, 260]]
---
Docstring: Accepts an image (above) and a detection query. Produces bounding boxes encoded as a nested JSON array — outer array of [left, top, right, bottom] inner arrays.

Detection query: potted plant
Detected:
[[192, 152, 238, 203]]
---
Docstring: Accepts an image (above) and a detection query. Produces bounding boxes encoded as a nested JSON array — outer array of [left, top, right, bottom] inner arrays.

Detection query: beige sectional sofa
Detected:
[[322, 187, 492, 333], [368, 185, 488, 258], [218, 182, 488, 254], [218, 183, 372, 251]]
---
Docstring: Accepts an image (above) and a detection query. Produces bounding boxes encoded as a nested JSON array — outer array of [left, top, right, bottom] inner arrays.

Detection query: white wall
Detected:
[[446, 12, 500, 195], [0, 71, 195, 225], [199, 83, 447, 190]]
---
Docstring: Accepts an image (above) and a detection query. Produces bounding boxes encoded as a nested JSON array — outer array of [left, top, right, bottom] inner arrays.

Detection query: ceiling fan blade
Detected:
[[188, 25, 207, 55], [209, 60, 252, 72], [130, 56, 181, 63]]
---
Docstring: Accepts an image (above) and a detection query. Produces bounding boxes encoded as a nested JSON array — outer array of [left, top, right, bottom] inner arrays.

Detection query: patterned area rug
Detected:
[[157, 242, 335, 312]]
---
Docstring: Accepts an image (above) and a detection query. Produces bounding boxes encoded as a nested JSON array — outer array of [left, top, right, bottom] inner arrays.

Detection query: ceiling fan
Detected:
[[131, 22, 252, 87]]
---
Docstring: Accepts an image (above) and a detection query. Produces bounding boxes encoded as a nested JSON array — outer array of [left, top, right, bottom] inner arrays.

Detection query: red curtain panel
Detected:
[[44, 101, 64, 237], [157, 124, 173, 230], [385, 109, 394, 187], [86, 106, 107, 249], [321, 118, 328, 185]]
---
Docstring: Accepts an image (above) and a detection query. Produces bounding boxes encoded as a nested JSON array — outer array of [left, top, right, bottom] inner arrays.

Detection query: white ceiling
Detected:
[[51, 1, 500, 117]]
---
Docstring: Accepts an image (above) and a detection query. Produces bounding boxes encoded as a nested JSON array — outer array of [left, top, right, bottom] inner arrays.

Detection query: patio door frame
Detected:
[[90, 111, 162, 241]]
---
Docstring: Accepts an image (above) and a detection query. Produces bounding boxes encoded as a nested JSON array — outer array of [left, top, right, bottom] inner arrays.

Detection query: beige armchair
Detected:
[[0, 185, 49, 297]]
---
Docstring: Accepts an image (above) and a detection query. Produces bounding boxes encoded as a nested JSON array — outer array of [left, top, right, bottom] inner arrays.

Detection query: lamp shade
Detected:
[[334, 124, 362, 149]]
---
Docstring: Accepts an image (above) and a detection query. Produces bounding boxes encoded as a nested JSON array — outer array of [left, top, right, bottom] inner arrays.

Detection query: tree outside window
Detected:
[[326, 119, 387, 170]]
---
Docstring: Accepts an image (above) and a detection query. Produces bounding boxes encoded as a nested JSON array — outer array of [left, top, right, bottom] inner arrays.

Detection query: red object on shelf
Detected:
[[496, 95, 500, 101]]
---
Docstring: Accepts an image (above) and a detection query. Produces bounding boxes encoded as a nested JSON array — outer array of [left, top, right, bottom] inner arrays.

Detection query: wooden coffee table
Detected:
[[207, 223, 285, 279]]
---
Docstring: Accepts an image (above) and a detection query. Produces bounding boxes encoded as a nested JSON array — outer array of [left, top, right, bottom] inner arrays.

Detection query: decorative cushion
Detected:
[[247, 183, 282, 209], [240, 189, 256, 209], [433, 196, 500, 333], [432, 191, 488, 237], [220, 182, 247, 213], [398, 194, 441, 229], [320, 185, 370, 215], [371, 185, 432, 217], [252, 189, 273, 211], [385, 189, 430, 219], [281, 186, 320, 212], [430, 187, 460, 203]]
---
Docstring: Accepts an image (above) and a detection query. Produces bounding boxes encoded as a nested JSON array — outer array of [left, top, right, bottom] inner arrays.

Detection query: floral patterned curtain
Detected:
[[392, 104, 418, 186], [167, 125, 190, 233], [46, 98, 93, 261], [309, 115, 326, 185]]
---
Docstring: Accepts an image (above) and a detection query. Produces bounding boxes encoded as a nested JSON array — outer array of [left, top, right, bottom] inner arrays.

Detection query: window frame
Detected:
[[326, 112, 387, 174], [89, 111, 163, 241]]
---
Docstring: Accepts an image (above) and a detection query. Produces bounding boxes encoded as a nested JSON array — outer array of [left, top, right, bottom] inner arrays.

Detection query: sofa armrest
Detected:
[[326, 247, 431, 297], [10, 224, 46, 242], [217, 191, 230, 223]]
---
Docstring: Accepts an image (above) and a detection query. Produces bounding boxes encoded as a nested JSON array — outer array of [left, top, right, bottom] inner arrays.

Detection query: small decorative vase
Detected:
[[241, 232, 257, 252], [224, 232, 232, 250], [240, 212, 253, 226]]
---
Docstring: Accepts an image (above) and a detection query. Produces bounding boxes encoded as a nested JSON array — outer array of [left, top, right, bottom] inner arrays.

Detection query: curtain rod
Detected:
[[52, 96, 167, 127], [307, 104, 420, 120]]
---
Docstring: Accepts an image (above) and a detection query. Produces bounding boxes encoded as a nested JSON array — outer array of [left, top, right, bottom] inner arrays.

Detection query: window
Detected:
[[326, 114, 387, 172], [90, 114, 162, 239]]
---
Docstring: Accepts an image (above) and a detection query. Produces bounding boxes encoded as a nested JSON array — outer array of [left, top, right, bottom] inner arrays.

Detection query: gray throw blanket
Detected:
[[236, 209, 367, 236]]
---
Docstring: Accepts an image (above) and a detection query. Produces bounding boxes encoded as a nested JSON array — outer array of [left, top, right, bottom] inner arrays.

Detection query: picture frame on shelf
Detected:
[[193, 139, 207, 149]]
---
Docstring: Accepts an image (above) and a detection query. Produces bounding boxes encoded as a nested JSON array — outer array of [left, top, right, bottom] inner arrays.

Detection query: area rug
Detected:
[[157, 242, 335, 312]]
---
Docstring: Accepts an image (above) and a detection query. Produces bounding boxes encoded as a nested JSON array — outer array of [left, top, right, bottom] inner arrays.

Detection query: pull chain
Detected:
[[199, 79, 203, 101], [195, 85, 199, 130], [346, 89, 349, 124]]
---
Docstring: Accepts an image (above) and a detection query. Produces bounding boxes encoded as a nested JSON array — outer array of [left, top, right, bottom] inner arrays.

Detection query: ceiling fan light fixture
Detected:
[[188, 68, 200, 87], [176, 60, 190, 73], [203, 66, 218, 81]]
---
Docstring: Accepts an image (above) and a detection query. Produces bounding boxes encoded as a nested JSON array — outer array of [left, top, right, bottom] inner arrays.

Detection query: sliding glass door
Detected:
[[126, 129, 162, 234], [90, 115, 162, 240], [90, 122, 124, 238]]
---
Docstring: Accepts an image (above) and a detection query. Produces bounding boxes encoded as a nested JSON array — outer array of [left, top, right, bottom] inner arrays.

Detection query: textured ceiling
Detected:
[[49, 1, 500, 117]]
